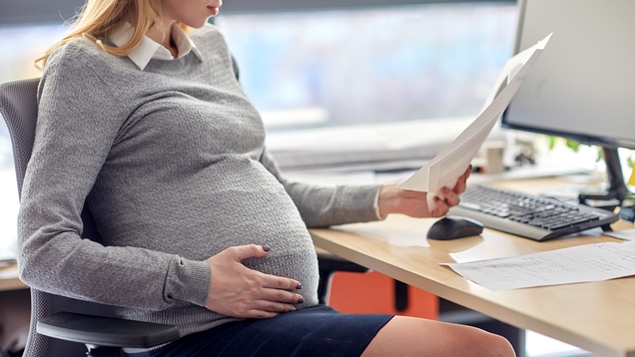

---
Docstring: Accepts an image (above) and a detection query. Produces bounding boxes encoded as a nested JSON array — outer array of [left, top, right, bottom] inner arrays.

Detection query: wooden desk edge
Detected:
[[310, 231, 634, 357], [0, 264, 27, 291]]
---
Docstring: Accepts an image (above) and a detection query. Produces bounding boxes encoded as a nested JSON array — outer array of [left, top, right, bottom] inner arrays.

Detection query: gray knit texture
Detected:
[[17, 24, 381, 347]]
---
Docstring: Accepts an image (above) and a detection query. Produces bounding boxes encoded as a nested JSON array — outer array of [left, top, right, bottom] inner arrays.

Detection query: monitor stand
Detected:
[[578, 147, 630, 209]]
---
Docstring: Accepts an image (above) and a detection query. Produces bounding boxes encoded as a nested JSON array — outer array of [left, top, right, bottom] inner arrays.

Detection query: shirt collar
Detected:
[[109, 22, 202, 70]]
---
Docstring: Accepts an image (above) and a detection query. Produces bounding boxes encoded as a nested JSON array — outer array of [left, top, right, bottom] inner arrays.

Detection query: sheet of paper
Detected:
[[400, 33, 552, 210], [605, 228, 635, 241], [444, 241, 635, 291]]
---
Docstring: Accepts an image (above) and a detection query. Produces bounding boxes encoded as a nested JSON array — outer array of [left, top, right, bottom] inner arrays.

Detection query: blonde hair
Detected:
[[36, 0, 189, 69]]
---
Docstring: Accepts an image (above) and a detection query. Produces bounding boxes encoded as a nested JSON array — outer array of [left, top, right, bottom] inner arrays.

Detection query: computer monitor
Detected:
[[502, 0, 635, 203]]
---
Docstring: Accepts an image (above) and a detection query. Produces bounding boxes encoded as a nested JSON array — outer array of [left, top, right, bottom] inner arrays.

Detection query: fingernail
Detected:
[[262, 245, 271, 252], [296, 283, 302, 290], [297, 297, 304, 304], [444, 187, 450, 194]]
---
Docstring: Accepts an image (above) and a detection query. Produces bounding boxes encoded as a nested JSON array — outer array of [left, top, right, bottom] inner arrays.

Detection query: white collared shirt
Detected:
[[109, 22, 202, 70]]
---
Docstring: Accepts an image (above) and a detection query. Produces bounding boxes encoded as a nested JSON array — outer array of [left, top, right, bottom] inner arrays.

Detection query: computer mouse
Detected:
[[427, 216, 484, 240]]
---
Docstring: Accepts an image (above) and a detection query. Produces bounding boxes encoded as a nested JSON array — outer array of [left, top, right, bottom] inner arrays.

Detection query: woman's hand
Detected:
[[378, 165, 471, 218], [205, 244, 304, 319]]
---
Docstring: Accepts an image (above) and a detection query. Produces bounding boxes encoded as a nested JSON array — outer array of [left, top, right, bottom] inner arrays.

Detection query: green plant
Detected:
[[547, 136, 602, 161], [547, 135, 635, 174]]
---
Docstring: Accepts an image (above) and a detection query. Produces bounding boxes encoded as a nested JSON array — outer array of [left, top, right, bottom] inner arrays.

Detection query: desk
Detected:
[[0, 264, 26, 292], [310, 177, 635, 357]]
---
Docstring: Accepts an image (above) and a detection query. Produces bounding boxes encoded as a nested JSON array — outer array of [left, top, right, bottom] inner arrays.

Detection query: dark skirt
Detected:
[[129, 305, 393, 357]]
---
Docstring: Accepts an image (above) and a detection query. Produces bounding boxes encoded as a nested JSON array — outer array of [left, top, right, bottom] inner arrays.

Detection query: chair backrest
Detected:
[[0, 78, 38, 195], [0, 79, 120, 357]]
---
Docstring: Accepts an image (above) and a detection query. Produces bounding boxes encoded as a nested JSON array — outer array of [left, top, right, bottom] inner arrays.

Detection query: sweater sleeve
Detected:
[[18, 49, 210, 310], [258, 148, 382, 227]]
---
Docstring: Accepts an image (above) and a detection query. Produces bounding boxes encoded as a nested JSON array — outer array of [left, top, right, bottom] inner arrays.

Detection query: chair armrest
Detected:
[[36, 312, 179, 349]]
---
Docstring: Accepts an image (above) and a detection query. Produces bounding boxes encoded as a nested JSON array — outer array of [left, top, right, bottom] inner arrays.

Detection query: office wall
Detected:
[[220, 0, 515, 13], [0, 0, 84, 25], [0, 0, 515, 26]]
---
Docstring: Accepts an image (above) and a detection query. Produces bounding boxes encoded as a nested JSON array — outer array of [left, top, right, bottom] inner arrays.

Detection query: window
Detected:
[[215, 2, 517, 131]]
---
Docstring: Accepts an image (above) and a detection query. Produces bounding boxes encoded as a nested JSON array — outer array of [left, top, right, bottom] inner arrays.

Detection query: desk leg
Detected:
[[438, 299, 525, 357]]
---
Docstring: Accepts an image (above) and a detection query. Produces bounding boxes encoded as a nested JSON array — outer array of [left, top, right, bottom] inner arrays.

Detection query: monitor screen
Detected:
[[502, 0, 635, 202], [502, 0, 635, 150]]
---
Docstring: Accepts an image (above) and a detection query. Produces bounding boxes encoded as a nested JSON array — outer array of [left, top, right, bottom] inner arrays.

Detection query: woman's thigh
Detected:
[[362, 315, 516, 357], [134, 305, 393, 357]]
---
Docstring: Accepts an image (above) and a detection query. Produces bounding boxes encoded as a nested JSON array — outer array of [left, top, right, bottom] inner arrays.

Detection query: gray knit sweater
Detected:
[[18, 24, 380, 341]]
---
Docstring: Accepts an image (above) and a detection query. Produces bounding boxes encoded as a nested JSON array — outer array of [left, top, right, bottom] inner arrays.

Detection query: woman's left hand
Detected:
[[377, 165, 471, 218]]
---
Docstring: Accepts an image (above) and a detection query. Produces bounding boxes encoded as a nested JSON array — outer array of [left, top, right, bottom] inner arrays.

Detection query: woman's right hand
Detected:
[[205, 244, 304, 319]]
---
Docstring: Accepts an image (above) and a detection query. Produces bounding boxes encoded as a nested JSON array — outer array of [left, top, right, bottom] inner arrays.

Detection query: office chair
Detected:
[[0, 75, 367, 356], [0, 78, 180, 357]]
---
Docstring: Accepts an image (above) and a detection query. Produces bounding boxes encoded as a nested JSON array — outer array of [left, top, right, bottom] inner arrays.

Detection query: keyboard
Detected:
[[448, 184, 620, 241]]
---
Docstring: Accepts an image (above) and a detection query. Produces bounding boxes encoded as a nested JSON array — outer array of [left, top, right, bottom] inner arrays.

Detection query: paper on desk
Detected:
[[604, 228, 635, 241], [444, 241, 635, 291], [400, 33, 552, 210]]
